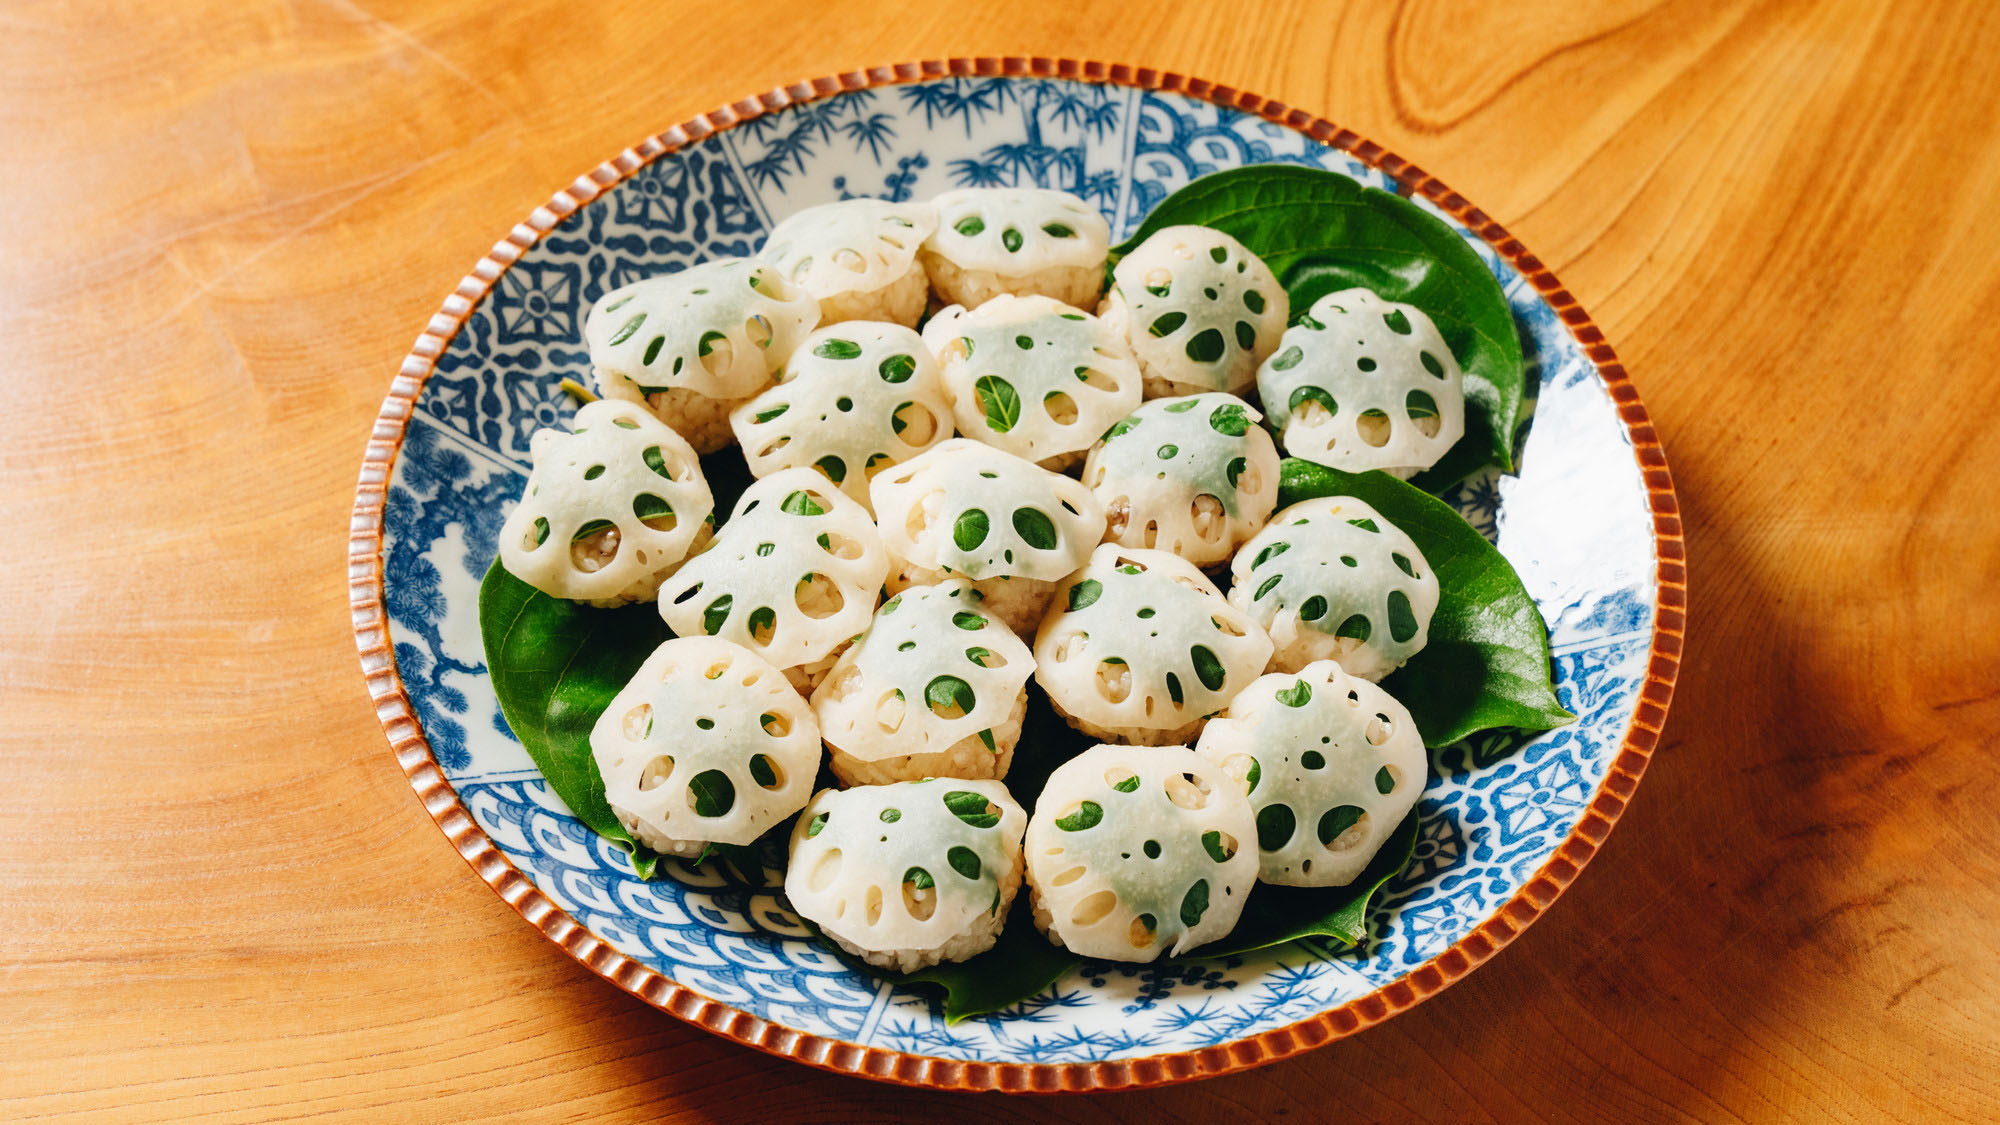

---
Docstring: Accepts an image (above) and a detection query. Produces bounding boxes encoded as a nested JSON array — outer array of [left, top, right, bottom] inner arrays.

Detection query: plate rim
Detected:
[[347, 55, 1686, 1094]]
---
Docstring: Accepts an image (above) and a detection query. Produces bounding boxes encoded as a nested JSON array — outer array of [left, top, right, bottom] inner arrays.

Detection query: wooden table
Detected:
[[7, 0, 1998, 1118]]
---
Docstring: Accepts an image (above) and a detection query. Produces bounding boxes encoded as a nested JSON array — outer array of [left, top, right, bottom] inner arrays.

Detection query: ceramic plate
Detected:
[[350, 59, 1683, 1093]]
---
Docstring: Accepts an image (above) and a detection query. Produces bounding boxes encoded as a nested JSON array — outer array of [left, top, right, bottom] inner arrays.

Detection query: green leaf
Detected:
[[1276, 678, 1313, 708], [1113, 166, 1528, 489], [924, 675, 976, 716], [1196, 808, 1422, 956], [813, 338, 862, 360], [1208, 402, 1251, 436], [943, 789, 1001, 829], [688, 769, 735, 817], [780, 490, 826, 516], [1278, 459, 1573, 745], [478, 560, 665, 879], [1066, 579, 1103, 611], [904, 866, 935, 890], [1011, 507, 1058, 550], [947, 846, 982, 880], [953, 508, 990, 551], [1189, 644, 1226, 692], [1054, 801, 1103, 832], [973, 375, 1020, 433]]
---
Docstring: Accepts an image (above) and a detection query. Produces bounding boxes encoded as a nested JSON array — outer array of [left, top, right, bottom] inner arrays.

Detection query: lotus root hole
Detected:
[[1095, 661, 1132, 704], [1070, 889, 1118, 927], [622, 704, 654, 741], [637, 755, 675, 792], [894, 402, 940, 447], [1191, 495, 1225, 538], [1164, 772, 1211, 810], [796, 573, 845, 620], [571, 526, 621, 573]]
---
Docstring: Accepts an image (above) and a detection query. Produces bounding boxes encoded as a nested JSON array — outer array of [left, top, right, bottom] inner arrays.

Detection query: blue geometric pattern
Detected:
[[377, 77, 1657, 1064]]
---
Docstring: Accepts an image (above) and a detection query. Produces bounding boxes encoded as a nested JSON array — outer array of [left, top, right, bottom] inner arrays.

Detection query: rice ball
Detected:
[[1196, 661, 1426, 886], [924, 294, 1142, 472], [498, 399, 716, 607], [758, 198, 938, 327], [591, 636, 821, 857], [1227, 495, 1438, 681], [786, 779, 1027, 972], [1034, 545, 1273, 746], [1081, 393, 1280, 569], [1099, 226, 1288, 398], [812, 580, 1033, 786], [1257, 289, 1466, 477], [657, 468, 888, 692], [921, 187, 1109, 309], [870, 439, 1105, 634], [730, 322, 954, 513], [1024, 744, 1257, 962], [584, 258, 820, 452]]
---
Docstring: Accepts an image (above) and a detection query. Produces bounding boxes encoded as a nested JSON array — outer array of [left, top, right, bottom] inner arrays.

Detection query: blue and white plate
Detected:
[[351, 61, 1681, 1092]]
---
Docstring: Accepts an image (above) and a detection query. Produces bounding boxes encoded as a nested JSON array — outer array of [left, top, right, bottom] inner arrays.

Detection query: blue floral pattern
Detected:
[[377, 77, 1657, 1064]]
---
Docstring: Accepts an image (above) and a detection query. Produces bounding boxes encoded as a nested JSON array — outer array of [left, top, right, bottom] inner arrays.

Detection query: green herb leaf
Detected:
[[1066, 579, 1103, 611], [1054, 801, 1103, 832], [478, 561, 664, 879], [947, 846, 982, 881], [813, 338, 862, 360], [943, 790, 1001, 829], [973, 375, 1020, 433], [688, 769, 735, 817], [1278, 459, 1572, 745], [1113, 166, 1528, 489], [953, 508, 990, 551], [780, 490, 826, 516], [1011, 507, 1058, 550]]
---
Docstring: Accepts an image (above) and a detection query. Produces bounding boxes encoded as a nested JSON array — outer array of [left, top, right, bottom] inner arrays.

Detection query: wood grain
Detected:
[[3, 0, 1997, 1119]]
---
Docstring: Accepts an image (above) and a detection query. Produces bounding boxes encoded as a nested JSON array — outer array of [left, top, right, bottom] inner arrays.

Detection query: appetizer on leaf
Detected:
[[1034, 545, 1273, 747], [1024, 744, 1257, 962], [1196, 661, 1426, 886], [590, 636, 821, 857], [498, 399, 715, 607], [1100, 225, 1287, 398], [1082, 393, 1280, 569], [1257, 289, 1466, 478], [1227, 495, 1438, 681]]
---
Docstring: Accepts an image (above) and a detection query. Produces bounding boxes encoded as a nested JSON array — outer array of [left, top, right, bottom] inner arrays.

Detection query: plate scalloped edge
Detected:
[[347, 55, 1686, 1095]]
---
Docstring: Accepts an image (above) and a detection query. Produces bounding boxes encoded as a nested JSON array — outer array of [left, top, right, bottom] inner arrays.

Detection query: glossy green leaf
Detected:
[[973, 375, 1020, 433], [478, 560, 665, 879]]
